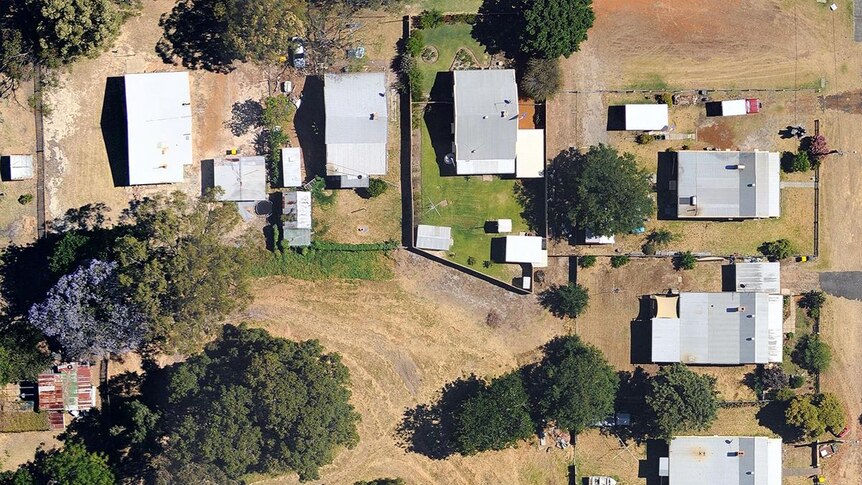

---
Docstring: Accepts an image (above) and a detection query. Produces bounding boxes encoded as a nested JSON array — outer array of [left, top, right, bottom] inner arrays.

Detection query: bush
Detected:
[[657, 93, 672, 105], [784, 151, 811, 173], [610, 255, 630, 268], [466, 256, 476, 266], [641, 242, 656, 255], [758, 239, 794, 261], [539, 283, 589, 318], [366, 178, 388, 198], [635, 133, 654, 145], [17, 193, 33, 205], [405, 31, 424, 57], [673, 251, 696, 271], [309, 176, 337, 207], [647, 229, 675, 246], [417, 9, 443, 29], [789, 374, 805, 389], [775, 387, 796, 401], [578, 255, 596, 268], [799, 290, 826, 312], [761, 366, 789, 390], [806, 135, 830, 166], [794, 335, 832, 373], [520, 57, 562, 102]]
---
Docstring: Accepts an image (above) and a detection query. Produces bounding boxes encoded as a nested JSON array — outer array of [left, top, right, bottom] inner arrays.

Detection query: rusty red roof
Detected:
[[37, 363, 95, 414]]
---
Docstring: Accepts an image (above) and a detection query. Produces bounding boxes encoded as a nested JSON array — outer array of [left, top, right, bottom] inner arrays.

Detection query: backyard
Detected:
[[416, 104, 528, 282]]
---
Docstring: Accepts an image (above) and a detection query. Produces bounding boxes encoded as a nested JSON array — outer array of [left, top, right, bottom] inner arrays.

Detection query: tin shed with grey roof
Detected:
[[324, 73, 388, 184], [666, 436, 782, 485], [212, 156, 267, 202], [733, 262, 781, 294], [651, 292, 783, 364], [1, 155, 34, 180], [416, 225, 453, 251], [676, 151, 780, 219], [453, 69, 518, 175]]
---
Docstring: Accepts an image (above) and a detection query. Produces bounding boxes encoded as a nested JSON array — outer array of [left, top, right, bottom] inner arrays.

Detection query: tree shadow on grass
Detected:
[[756, 400, 803, 442], [395, 375, 483, 459], [537, 286, 568, 318], [513, 179, 545, 235], [613, 367, 658, 444], [155, 0, 238, 73], [471, 0, 526, 61]]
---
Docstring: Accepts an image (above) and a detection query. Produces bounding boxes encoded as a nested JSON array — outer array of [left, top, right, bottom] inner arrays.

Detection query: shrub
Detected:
[[366, 178, 388, 198], [794, 335, 832, 373], [539, 283, 589, 318], [789, 151, 811, 172], [806, 135, 830, 166], [578, 255, 596, 268], [635, 133, 654, 145], [657, 93, 672, 105], [789, 374, 805, 389], [417, 9, 443, 29], [405, 31, 424, 57], [761, 366, 789, 390], [520, 57, 562, 102], [309, 176, 336, 207], [641, 242, 656, 255], [775, 387, 796, 401], [648, 229, 675, 246], [610, 255, 630, 268], [799, 290, 826, 312], [758, 239, 794, 261], [466, 256, 476, 266], [673, 251, 696, 271], [17, 193, 33, 205]]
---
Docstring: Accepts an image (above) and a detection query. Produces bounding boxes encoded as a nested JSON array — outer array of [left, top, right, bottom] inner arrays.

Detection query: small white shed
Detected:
[[281, 147, 303, 187], [416, 225, 453, 251], [3, 155, 34, 181], [624, 104, 669, 131]]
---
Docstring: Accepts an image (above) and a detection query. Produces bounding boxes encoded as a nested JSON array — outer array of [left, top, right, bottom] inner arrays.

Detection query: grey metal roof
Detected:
[[416, 225, 453, 251], [213, 156, 267, 201], [5, 155, 34, 180], [676, 151, 780, 218], [453, 69, 518, 174], [651, 292, 783, 364], [324, 73, 388, 177], [734, 262, 781, 293], [669, 436, 782, 485]]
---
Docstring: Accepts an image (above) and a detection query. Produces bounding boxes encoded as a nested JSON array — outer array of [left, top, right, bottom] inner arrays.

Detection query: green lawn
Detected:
[[416, 23, 490, 95], [416, 109, 528, 282], [415, 0, 482, 13]]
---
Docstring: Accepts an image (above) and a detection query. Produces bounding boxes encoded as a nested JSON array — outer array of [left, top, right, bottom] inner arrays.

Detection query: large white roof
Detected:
[[324, 72, 388, 177], [454, 69, 518, 175], [669, 436, 782, 485], [624, 104, 669, 131], [124, 72, 192, 185], [721, 99, 748, 116], [500, 235, 547, 267]]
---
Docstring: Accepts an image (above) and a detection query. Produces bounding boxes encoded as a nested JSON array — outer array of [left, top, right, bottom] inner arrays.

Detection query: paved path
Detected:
[[820, 272, 862, 300], [779, 181, 816, 188], [784, 467, 820, 477]]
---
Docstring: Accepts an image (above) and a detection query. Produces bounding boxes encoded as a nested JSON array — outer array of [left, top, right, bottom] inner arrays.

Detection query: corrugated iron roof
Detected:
[[734, 262, 781, 293], [669, 436, 782, 485], [324, 73, 388, 177], [676, 151, 780, 219], [454, 70, 518, 174]]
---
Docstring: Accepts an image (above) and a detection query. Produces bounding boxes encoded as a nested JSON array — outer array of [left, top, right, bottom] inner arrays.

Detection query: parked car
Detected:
[[292, 43, 306, 69]]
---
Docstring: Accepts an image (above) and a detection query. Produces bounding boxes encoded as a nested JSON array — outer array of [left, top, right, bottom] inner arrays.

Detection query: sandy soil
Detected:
[[0, 88, 38, 246], [0, 431, 61, 472]]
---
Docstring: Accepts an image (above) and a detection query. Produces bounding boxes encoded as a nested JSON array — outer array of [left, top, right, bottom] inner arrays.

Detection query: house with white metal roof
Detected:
[[123, 72, 192, 185], [733, 262, 781, 294], [651, 292, 783, 364], [212, 156, 267, 202], [452, 69, 518, 176], [675, 151, 780, 219], [664, 436, 782, 485], [623, 104, 669, 131], [324, 72, 388, 187], [492, 235, 547, 267]]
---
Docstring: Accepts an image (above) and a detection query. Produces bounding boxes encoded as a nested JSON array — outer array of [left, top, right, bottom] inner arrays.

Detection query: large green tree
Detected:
[[554, 145, 653, 237], [794, 335, 832, 373], [160, 324, 360, 481], [645, 364, 719, 439], [521, 0, 594, 59], [22, 0, 122, 67], [0, 322, 51, 386], [0, 443, 115, 485], [112, 191, 250, 354], [454, 371, 535, 454], [786, 393, 846, 440], [222, 0, 305, 63], [535, 335, 618, 433]]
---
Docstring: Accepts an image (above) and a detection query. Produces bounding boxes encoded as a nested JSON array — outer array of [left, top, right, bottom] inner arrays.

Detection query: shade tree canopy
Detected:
[[0, 442, 115, 485], [454, 371, 534, 454], [645, 363, 719, 439], [160, 324, 360, 481], [28, 259, 148, 359], [786, 393, 846, 439], [552, 145, 653, 236], [534, 335, 618, 433]]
